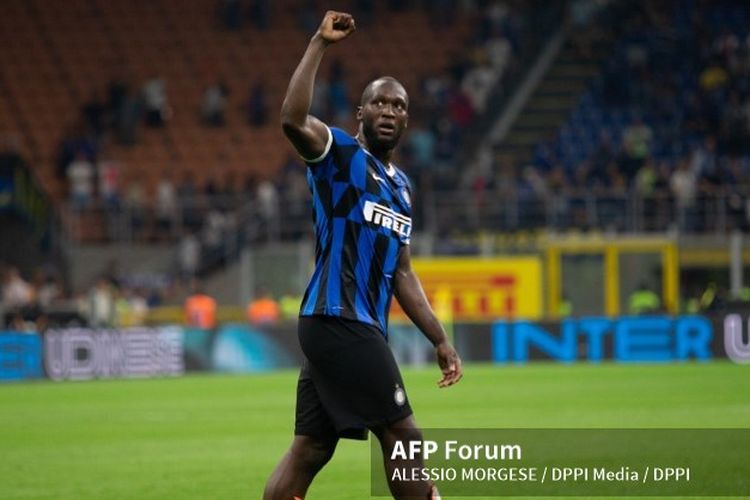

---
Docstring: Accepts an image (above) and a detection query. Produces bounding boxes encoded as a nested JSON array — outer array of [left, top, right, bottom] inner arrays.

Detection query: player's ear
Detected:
[[356, 106, 363, 120]]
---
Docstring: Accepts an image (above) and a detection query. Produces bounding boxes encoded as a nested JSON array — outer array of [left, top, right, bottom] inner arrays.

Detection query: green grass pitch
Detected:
[[1, 362, 747, 499]]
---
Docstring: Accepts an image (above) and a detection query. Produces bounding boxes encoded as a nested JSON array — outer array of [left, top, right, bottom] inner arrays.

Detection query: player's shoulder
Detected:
[[305, 126, 358, 170], [330, 127, 358, 147]]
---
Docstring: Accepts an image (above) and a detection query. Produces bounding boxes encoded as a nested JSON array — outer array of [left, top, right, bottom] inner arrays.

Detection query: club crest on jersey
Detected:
[[394, 384, 406, 406], [363, 200, 412, 241]]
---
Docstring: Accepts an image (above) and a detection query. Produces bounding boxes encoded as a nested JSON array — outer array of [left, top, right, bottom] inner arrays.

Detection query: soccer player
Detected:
[[263, 11, 462, 500]]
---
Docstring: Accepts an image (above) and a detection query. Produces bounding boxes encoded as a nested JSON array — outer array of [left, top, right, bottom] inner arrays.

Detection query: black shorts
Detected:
[[294, 315, 413, 441]]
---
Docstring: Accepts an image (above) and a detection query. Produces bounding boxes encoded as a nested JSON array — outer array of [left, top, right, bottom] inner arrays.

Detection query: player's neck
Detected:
[[355, 132, 393, 166]]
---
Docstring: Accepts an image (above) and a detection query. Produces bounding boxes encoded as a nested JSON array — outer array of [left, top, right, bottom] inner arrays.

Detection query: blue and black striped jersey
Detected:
[[300, 127, 413, 335]]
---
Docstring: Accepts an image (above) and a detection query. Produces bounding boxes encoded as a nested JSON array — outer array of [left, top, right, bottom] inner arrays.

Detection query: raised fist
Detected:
[[316, 11, 356, 44]]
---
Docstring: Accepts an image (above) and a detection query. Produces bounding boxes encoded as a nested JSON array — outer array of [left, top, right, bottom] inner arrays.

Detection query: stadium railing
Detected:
[[61, 188, 750, 247]]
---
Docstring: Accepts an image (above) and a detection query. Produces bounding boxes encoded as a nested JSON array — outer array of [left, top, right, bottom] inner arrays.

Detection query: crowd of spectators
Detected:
[[0, 262, 171, 332], [30, 0, 750, 243], [1, 264, 65, 331], [0, 261, 306, 332], [42, 0, 538, 282], [481, 0, 750, 232], [53, 1, 529, 233]]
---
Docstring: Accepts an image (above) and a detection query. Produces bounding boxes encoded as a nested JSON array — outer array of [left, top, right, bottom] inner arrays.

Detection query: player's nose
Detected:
[[380, 103, 396, 117]]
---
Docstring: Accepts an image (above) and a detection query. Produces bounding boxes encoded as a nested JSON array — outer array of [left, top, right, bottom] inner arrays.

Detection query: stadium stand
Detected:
[[0, 0, 474, 207], [537, 1, 750, 171], [5, 0, 750, 330], [459, 0, 750, 234]]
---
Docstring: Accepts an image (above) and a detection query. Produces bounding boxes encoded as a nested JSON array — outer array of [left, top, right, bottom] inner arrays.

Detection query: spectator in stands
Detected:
[[689, 136, 719, 179], [130, 288, 150, 326], [522, 165, 548, 198], [116, 86, 142, 145], [114, 286, 149, 327], [201, 208, 228, 259], [247, 82, 269, 127], [628, 282, 661, 315], [155, 173, 178, 238], [114, 287, 134, 327], [256, 178, 279, 236], [486, 24, 513, 73], [558, 293, 573, 318], [246, 287, 280, 326], [177, 230, 201, 283], [670, 159, 698, 230], [184, 279, 217, 329], [67, 152, 95, 209], [201, 80, 230, 127], [699, 58, 729, 93], [124, 180, 147, 239], [621, 116, 653, 179], [87, 277, 116, 327], [56, 123, 97, 180], [590, 131, 616, 174], [142, 77, 171, 127], [462, 52, 496, 114], [98, 160, 121, 210], [723, 159, 750, 231], [634, 159, 657, 198], [208, 170, 242, 211], [447, 80, 475, 130], [1, 267, 33, 313], [278, 289, 302, 321], [278, 156, 309, 234], [27, 267, 62, 313], [177, 172, 202, 231], [409, 116, 437, 163]]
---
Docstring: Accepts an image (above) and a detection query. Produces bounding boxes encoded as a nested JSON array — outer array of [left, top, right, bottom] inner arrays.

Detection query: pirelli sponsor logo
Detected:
[[390, 257, 544, 322], [363, 200, 412, 241]]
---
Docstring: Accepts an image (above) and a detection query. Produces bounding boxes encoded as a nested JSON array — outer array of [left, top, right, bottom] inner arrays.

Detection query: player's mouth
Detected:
[[377, 122, 396, 136]]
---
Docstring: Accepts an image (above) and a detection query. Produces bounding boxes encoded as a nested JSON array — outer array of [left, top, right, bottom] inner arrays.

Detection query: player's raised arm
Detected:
[[280, 11, 355, 160], [394, 247, 463, 388]]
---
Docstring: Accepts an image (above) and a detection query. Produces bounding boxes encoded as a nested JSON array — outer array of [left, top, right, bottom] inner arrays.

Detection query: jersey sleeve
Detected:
[[304, 127, 358, 180], [301, 125, 333, 164]]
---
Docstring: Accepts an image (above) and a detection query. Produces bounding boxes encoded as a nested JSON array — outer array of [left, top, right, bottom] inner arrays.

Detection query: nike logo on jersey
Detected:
[[363, 200, 411, 242], [371, 173, 386, 183]]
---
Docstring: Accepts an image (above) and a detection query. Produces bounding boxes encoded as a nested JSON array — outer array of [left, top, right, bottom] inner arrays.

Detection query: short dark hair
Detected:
[[360, 76, 408, 107]]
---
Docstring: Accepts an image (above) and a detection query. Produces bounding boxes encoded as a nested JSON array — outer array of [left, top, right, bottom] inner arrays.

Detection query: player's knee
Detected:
[[384, 416, 423, 445], [291, 437, 337, 472]]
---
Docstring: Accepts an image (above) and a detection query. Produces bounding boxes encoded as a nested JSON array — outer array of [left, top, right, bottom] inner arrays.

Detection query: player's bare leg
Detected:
[[372, 415, 440, 500], [262, 435, 338, 500]]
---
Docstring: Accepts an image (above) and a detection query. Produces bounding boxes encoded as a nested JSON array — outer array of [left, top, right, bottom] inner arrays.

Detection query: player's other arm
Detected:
[[280, 11, 355, 160], [394, 246, 463, 387]]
